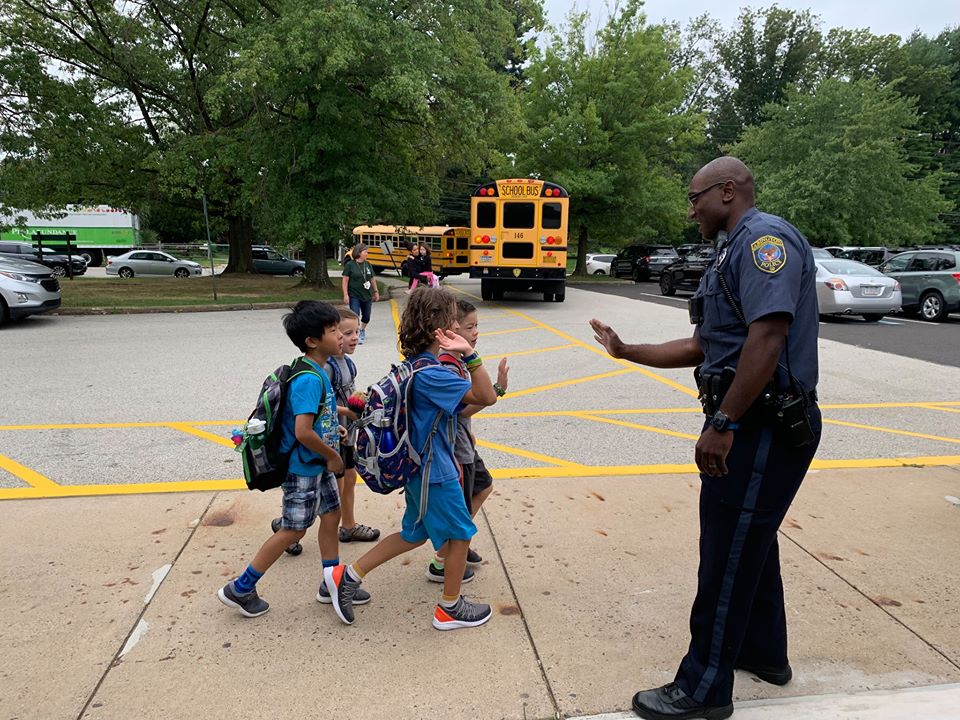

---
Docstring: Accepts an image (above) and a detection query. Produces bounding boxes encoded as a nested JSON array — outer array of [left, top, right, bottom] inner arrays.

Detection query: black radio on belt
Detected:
[[688, 296, 704, 325]]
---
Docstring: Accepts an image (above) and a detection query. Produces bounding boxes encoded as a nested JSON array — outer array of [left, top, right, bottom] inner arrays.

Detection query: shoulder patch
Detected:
[[751, 236, 786, 274]]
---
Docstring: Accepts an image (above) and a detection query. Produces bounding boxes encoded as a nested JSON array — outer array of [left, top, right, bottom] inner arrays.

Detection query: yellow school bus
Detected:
[[470, 179, 569, 302], [351, 225, 471, 276]]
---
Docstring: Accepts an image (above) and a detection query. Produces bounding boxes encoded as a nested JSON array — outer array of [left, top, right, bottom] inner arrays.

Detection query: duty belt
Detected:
[[696, 370, 817, 418]]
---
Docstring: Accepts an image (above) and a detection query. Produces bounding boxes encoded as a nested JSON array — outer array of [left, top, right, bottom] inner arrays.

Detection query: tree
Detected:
[[513, 0, 701, 275], [730, 78, 952, 246], [709, 7, 823, 147], [0, 0, 277, 271], [236, 0, 524, 285]]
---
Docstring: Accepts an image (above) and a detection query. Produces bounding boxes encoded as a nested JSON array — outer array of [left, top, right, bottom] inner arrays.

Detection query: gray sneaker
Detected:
[[323, 564, 361, 625], [317, 580, 371, 605], [432, 596, 492, 630], [338, 523, 381, 542], [425, 560, 475, 583], [218, 582, 270, 618]]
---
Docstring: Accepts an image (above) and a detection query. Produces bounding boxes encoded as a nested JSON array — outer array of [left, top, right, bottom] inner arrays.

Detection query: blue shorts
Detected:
[[280, 471, 340, 531], [400, 476, 476, 551]]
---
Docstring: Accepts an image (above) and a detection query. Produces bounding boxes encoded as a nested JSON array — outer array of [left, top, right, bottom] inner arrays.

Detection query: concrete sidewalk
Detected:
[[2, 465, 959, 720]]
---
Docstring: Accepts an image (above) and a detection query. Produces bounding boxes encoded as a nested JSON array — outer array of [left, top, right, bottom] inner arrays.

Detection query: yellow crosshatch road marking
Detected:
[[485, 343, 577, 360], [478, 326, 539, 337], [573, 413, 701, 441], [822, 419, 960, 445], [0, 453, 61, 491], [917, 404, 960, 414], [475, 439, 586, 468], [503, 368, 634, 399], [166, 422, 237, 448]]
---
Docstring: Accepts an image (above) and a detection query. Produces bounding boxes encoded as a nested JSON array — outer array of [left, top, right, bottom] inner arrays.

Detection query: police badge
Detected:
[[751, 236, 786, 274]]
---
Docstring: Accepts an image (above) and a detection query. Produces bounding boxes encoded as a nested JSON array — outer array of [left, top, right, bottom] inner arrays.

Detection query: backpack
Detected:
[[238, 357, 325, 492], [325, 355, 358, 407], [354, 355, 453, 520]]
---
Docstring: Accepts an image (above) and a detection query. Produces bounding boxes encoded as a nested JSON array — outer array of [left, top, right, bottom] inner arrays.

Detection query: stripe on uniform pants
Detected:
[[693, 427, 773, 703]]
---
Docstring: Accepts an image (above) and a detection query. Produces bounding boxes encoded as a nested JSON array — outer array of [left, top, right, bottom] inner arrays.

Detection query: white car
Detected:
[[0, 256, 62, 326], [815, 257, 902, 322], [106, 250, 202, 278], [586, 253, 616, 275]]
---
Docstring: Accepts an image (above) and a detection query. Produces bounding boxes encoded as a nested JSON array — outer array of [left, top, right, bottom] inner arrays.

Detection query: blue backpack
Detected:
[[325, 355, 358, 406], [238, 357, 324, 492], [354, 355, 453, 520]]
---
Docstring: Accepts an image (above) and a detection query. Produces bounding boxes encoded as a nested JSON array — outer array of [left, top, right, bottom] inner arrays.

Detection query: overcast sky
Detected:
[[543, 0, 956, 39]]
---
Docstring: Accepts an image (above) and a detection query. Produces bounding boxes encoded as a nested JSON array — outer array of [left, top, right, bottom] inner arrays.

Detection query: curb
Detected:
[[52, 284, 405, 317]]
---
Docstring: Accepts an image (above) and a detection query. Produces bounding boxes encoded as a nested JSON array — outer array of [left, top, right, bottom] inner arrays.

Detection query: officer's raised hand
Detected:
[[695, 425, 733, 476], [590, 318, 624, 358]]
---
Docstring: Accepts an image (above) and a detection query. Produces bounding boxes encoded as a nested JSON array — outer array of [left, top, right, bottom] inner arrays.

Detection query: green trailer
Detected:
[[0, 207, 140, 266]]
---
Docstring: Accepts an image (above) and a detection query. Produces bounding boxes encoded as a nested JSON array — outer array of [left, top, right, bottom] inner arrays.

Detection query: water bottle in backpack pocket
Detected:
[[354, 356, 450, 497], [237, 357, 325, 492]]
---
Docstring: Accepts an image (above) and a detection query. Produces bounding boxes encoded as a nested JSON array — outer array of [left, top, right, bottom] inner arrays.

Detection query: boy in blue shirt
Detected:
[[325, 288, 499, 630], [218, 301, 368, 617]]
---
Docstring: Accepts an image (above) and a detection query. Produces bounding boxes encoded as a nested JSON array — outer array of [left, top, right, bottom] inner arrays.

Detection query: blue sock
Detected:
[[233, 564, 263, 595], [322, 557, 340, 569]]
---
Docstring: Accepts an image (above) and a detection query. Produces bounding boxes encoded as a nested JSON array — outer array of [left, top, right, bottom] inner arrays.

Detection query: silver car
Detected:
[[106, 250, 202, 278], [0, 256, 62, 326], [815, 257, 901, 322]]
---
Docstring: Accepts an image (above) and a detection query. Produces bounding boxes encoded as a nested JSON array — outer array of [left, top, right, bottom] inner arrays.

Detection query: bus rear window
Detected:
[[542, 203, 562, 230], [476, 202, 496, 229], [503, 202, 535, 229]]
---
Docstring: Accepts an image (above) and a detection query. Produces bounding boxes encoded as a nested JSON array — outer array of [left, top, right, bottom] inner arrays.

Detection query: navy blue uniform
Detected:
[[677, 208, 822, 707]]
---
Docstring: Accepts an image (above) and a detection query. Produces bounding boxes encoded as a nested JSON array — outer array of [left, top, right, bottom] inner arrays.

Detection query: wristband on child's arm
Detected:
[[493, 382, 506, 397], [462, 351, 483, 372]]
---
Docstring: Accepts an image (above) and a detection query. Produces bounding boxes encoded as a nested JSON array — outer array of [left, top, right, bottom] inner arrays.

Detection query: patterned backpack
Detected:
[[354, 355, 453, 519]]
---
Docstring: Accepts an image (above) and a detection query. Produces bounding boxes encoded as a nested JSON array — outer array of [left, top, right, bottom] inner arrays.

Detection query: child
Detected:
[[324, 287, 499, 630], [430, 299, 509, 581], [327, 308, 381, 543], [408, 244, 440, 291], [218, 300, 367, 617]]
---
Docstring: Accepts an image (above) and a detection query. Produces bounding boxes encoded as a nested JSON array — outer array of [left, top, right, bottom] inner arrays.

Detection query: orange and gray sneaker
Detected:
[[432, 596, 492, 631], [324, 564, 362, 625]]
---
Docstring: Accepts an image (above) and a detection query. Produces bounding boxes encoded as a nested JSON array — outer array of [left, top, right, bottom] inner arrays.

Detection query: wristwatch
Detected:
[[710, 410, 740, 433]]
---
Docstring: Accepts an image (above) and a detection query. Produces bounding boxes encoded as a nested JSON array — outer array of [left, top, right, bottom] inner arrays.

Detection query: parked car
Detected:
[[105, 250, 202, 278], [837, 247, 900, 267], [251, 246, 306, 276], [878, 249, 960, 321], [0, 255, 62, 326], [0, 240, 87, 277], [823, 246, 845, 257], [585, 253, 616, 275], [676, 243, 711, 259], [660, 248, 716, 295], [611, 244, 679, 282], [815, 258, 902, 321], [811, 247, 833, 259]]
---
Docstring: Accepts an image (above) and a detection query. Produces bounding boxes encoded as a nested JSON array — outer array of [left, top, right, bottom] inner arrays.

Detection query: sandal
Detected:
[[339, 523, 381, 542]]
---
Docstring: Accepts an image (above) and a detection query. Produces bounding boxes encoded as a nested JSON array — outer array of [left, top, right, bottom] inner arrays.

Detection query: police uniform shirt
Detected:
[[694, 208, 819, 392]]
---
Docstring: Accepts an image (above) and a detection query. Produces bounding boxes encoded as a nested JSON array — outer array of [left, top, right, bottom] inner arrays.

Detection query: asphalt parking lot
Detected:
[[581, 279, 960, 368], [1, 279, 959, 720], [2, 278, 959, 497]]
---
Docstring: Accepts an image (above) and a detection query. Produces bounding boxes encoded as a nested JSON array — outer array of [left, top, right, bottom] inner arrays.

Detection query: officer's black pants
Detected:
[[675, 406, 822, 707]]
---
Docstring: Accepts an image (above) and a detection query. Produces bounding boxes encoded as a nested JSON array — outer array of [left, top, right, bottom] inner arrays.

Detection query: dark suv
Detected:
[[660, 248, 716, 295], [0, 241, 87, 277], [611, 244, 679, 282]]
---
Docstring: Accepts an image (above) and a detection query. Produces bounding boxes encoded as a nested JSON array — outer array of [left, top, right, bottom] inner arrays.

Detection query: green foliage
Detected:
[[731, 78, 952, 246], [513, 0, 701, 271]]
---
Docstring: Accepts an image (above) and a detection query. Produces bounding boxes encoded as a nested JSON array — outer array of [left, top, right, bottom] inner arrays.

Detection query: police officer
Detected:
[[590, 156, 821, 720]]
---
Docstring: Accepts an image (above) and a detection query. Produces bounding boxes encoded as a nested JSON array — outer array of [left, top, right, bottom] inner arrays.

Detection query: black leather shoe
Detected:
[[631, 683, 733, 720], [736, 662, 793, 686]]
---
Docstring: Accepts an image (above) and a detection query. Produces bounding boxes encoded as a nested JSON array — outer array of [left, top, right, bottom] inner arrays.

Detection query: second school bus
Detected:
[[470, 179, 569, 302], [351, 225, 471, 276]]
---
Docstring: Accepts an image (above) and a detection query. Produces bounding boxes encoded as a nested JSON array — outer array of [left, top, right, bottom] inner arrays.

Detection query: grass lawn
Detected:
[[60, 275, 343, 309]]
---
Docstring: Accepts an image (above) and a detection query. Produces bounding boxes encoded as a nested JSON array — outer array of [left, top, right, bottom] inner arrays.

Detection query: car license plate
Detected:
[[861, 285, 882, 296]]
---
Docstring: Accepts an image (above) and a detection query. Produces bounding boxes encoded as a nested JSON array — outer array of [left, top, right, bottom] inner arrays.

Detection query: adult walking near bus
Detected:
[[591, 156, 821, 720], [342, 243, 379, 345]]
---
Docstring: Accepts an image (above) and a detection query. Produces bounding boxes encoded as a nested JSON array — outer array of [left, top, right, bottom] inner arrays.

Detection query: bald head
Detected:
[[693, 157, 755, 203]]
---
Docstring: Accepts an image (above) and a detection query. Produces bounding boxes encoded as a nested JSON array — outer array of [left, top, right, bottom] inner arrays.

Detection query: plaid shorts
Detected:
[[279, 471, 340, 531]]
